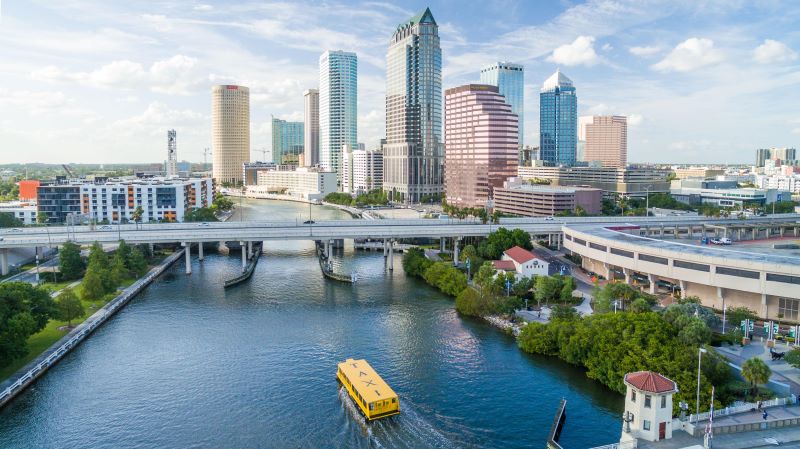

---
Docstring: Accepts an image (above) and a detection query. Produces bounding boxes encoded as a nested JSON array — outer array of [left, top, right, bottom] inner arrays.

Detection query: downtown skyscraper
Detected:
[[303, 89, 319, 166], [480, 62, 524, 147], [384, 7, 443, 203], [319, 51, 357, 182], [271, 117, 304, 165], [539, 70, 577, 166], [212, 84, 250, 185]]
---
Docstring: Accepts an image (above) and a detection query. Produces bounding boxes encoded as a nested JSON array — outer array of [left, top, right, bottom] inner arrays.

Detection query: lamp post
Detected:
[[645, 185, 652, 217], [696, 346, 707, 423]]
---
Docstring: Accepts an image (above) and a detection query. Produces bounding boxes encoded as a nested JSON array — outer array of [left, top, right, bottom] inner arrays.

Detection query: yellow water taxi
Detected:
[[337, 358, 400, 420]]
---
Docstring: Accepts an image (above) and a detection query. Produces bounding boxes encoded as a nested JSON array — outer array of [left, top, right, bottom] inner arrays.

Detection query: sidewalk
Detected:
[[716, 340, 800, 395]]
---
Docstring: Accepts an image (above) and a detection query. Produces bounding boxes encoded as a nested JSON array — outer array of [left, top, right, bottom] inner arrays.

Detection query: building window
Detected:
[[610, 248, 634, 258], [631, 390, 636, 402], [779, 298, 800, 321], [767, 273, 800, 285], [589, 243, 607, 252], [643, 420, 651, 431], [645, 395, 652, 408], [661, 396, 667, 409], [639, 254, 668, 265], [674, 260, 710, 272], [716, 266, 760, 279]]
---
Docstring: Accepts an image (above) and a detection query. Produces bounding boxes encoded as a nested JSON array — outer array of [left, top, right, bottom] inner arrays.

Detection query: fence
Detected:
[[688, 395, 797, 423], [0, 250, 184, 409], [587, 441, 638, 449]]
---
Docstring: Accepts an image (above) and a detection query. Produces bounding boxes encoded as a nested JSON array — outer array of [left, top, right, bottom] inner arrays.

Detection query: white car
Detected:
[[719, 237, 732, 245], [198, 222, 211, 227], [6, 228, 23, 233], [544, 216, 554, 221], [99, 225, 113, 230]]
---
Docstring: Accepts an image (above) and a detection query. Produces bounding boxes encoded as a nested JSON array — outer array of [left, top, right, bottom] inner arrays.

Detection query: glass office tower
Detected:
[[539, 70, 577, 166], [271, 118, 304, 165], [384, 7, 443, 203], [319, 50, 358, 182], [480, 62, 524, 147]]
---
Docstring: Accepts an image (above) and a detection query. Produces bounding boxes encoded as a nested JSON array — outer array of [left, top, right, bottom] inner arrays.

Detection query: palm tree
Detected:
[[741, 357, 771, 395]]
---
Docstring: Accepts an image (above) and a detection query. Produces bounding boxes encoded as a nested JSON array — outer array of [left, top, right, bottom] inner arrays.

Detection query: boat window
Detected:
[[391, 398, 396, 403], [369, 403, 375, 410]]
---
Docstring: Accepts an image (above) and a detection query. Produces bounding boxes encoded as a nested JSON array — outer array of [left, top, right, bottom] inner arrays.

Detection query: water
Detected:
[[0, 199, 623, 448]]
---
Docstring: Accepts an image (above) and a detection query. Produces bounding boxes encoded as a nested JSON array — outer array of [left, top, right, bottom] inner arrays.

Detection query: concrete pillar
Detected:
[[603, 263, 612, 280], [623, 268, 631, 285], [183, 242, 191, 275], [198, 242, 204, 261], [388, 240, 394, 271], [240, 241, 246, 271], [717, 287, 725, 313], [0, 249, 8, 276], [383, 239, 388, 257], [440, 237, 445, 252], [148, 243, 154, 254], [648, 274, 657, 295], [247, 241, 253, 258], [679, 280, 687, 297], [738, 228, 743, 241], [453, 238, 460, 267]]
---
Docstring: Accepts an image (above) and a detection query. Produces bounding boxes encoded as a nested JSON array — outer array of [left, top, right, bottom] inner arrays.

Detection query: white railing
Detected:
[[688, 395, 797, 422], [588, 440, 637, 449], [0, 251, 183, 406]]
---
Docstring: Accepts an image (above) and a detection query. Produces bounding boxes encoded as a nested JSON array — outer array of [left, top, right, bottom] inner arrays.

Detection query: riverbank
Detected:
[[0, 250, 184, 409]]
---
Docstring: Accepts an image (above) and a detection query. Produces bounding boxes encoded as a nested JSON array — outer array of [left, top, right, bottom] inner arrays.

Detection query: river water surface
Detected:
[[0, 199, 623, 448]]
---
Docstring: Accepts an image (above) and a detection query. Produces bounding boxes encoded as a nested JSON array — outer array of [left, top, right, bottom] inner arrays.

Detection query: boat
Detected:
[[337, 358, 400, 421]]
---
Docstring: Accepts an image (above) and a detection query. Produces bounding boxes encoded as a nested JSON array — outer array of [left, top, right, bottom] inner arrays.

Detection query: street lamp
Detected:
[[695, 346, 707, 423], [644, 185, 653, 217]]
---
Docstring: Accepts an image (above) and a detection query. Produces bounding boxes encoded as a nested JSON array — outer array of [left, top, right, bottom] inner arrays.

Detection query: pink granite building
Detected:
[[444, 84, 518, 208]]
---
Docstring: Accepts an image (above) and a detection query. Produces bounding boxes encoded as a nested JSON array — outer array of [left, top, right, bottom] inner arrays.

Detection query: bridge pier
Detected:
[[198, 242, 204, 261], [383, 239, 388, 257], [453, 238, 460, 267], [0, 248, 8, 276], [623, 267, 631, 284], [648, 274, 657, 295], [389, 240, 394, 271], [247, 241, 253, 258], [183, 242, 191, 275], [240, 241, 246, 272]]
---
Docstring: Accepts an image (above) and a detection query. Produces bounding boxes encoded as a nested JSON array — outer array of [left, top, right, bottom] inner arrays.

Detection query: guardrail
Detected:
[[587, 441, 637, 449], [0, 250, 184, 409], [546, 399, 567, 449], [688, 395, 797, 423]]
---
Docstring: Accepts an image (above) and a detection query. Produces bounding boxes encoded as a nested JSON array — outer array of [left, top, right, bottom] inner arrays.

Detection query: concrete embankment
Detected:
[[0, 250, 185, 410]]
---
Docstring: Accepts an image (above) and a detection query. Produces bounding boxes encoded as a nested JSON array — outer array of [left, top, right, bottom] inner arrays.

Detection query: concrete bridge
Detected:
[[1, 214, 798, 276]]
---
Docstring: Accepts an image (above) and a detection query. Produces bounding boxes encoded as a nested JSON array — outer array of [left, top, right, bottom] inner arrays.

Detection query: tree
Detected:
[[535, 276, 563, 305], [0, 282, 57, 368], [455, 287, 491, 317], [630, 297, 651, 313], [56, 288, 84, 327], [184, 207, 219, 222], [741, 357, 771, 395], [212, 196, 235, 212], [402, 248, 433, 278], [37, 211, 48, 224], [110, 252, 128, 285], [59, 241, 84, 280], [560, 276, 576, 302], [678, 318, 712, 345], [474, 262, 500, 297], [127, 248, 148, 277], [131, 206, 144, 223], [0, 212, 23, 228], [550, 304, 579, 321], [785, 349, 800, 369], [81, 268, 106, 301]]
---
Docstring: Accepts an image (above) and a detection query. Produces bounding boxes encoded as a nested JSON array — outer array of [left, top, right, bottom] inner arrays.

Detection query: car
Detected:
[[99, 225, 113, 230], [303, 220, 315, 224], [719, 237, 732, 245], [198, 222, 211, 227], [0, 236, 4, 241], [544, 216, 554, 221], [6, 228, 23, 233]]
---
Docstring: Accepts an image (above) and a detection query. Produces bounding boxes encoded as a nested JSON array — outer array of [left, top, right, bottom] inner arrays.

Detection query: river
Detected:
[[0, 199, 623, 448]]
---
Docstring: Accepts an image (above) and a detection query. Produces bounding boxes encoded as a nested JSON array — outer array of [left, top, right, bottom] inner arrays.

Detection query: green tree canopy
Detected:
[[741, 357, 771, 395], [56, 288, 84, 327], [0, 212, 23, 228], [58, 241, 84, 280], [0, 282, 57, 367]]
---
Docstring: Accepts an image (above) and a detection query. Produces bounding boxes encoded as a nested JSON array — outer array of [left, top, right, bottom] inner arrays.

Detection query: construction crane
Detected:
[[203, 148, 211, 170], [259, 147, 268, 162], [62, 164, 75, 178]]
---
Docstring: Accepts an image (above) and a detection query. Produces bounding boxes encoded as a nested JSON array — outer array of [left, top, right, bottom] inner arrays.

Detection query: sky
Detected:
[[0, 0, 798, 165]]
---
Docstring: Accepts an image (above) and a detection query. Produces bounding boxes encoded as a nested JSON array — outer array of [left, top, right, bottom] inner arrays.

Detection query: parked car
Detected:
[[198, 222, 211, 227], [6, 228, 23, 233], [718, 237, 732, 245], [303, 220, 315, 224], [99, 225, 113, 230], [544, 216, 554, 221]]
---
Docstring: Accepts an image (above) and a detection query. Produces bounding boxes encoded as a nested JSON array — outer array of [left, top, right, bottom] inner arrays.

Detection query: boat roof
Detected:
[[338, 358, 397, 403]]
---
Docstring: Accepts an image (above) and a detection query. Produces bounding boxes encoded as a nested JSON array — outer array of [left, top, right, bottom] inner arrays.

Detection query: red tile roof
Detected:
[[492, 260, 516, 271], [503, 246, 536, 264], [624, 371, 677, 394]]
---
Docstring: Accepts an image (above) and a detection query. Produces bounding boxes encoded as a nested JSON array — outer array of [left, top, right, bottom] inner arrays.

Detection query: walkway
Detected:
[[717, 341, 800, 395], [638, 423, 800, 448]]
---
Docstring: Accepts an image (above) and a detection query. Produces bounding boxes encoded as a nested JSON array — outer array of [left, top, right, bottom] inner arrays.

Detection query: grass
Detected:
[[0, 266, 156, 384]]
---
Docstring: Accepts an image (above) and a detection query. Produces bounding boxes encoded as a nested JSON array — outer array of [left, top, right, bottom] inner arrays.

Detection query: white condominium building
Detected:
[[79, 178, 214, 223], [342, 146, 383, 195]]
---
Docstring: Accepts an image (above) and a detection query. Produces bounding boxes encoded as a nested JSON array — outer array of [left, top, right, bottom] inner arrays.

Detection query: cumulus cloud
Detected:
[[31, 55, 204, 94], [651, 38, 723, 72], [627, 114, 643, 126], [601, 43, 613, 52], [193, 4, 213, 12], [110, 102, 206, 137], [547, 36, 600, 66], [628, 45, 661, 57], [753, 39, 798, 64]]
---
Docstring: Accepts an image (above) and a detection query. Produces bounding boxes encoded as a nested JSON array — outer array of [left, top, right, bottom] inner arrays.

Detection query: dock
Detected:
[[317, 243, 357, 283], [224, 242, 262, 288]]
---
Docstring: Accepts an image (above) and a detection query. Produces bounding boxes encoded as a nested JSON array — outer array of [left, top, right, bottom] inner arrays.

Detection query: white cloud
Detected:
[[547, 36, 600, 66], [31, 55, 204, 94], [652, 38, 723, 72], [109, 102, 206, 137], [193, 4, 213, 12], [753, 39, 798, 64], [601, 43, 613, 52], [627, 114, 643, 126], [628, 45, 661, 57]]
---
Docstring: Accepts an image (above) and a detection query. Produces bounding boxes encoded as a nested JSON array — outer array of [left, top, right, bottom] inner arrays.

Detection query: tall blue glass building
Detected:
[[480, 62, 524, 146], [271, 117, 304, 164], [539, 69, 577, 166], [319, 50, 358, 182]]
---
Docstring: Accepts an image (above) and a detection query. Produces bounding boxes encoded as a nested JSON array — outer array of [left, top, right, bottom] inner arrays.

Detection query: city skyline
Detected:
[[1, 1, 799, 164]]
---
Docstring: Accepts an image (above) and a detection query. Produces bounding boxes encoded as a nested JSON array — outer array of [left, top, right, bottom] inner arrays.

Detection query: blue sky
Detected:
[[0, 0, 798, 164]]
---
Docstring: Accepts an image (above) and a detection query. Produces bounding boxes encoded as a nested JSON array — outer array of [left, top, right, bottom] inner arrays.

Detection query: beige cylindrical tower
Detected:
[[212, 85, 250, 185]]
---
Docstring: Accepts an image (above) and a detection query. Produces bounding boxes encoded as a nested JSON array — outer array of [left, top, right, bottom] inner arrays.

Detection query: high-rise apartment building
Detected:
[[319, 51, 358, 183], [540, 70, 577, 166], [166, 129, 178, 177], [384, 7, 443, 203], [271, 118, 304, 165], [756, 147, 797, 167], [212, 85, 250, 185], [303, 89, 320, 166], [577, 116, 593, 162], [480, 62, 524, 147], [584, 115, 627, 168], [343, 146, 383, 195], [444, 84, 518, 208]]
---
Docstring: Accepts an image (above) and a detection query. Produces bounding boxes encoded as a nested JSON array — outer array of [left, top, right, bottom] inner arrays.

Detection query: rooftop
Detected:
[[624, 371, 677, 394], [492, 260, 516, 271], [541, 69, 573, 91], [504, 246, 537, 264], [396, 7, 436, 32], [338, 358, 397, 404]]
